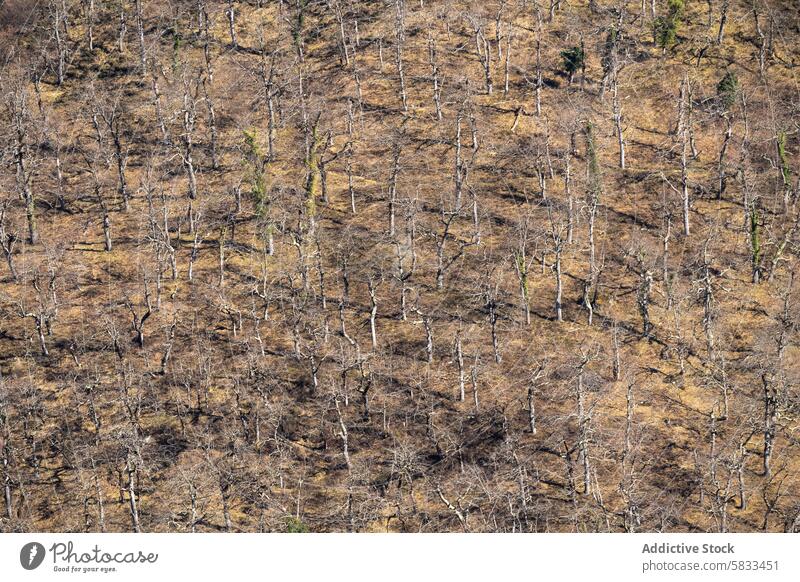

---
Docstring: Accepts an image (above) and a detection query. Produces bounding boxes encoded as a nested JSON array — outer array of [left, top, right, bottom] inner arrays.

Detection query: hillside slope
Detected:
[[1, 0, 799, 532]]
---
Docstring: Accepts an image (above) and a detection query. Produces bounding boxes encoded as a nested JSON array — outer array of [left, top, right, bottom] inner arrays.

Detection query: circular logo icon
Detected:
[[20, 542, 46, 570]]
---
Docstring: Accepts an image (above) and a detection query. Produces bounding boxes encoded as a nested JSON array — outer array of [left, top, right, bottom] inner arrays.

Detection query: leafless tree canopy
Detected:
[[0, 0, 799, 533]]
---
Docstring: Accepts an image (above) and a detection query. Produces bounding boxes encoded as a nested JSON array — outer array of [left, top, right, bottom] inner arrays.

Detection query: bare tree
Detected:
[[6, 82, 38, 244]]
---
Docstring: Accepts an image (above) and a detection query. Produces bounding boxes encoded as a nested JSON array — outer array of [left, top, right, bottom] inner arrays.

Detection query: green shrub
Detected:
[[654, 0, 684, 50], [286, 517, 309, 533], [243, 129, 269, 216], [717, 71, 740, 111], [667, 0, 685, 20], [654, 17, 676, 49], [560, 46, 585, 83], [172, 26, 182, 72]]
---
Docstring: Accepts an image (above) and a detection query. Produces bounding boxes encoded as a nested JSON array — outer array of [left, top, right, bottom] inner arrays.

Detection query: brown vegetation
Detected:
[[1, 0, 800, 532]]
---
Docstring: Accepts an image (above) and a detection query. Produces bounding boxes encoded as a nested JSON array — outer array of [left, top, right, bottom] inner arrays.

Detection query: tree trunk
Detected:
[[127, 459, 141, 533]]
